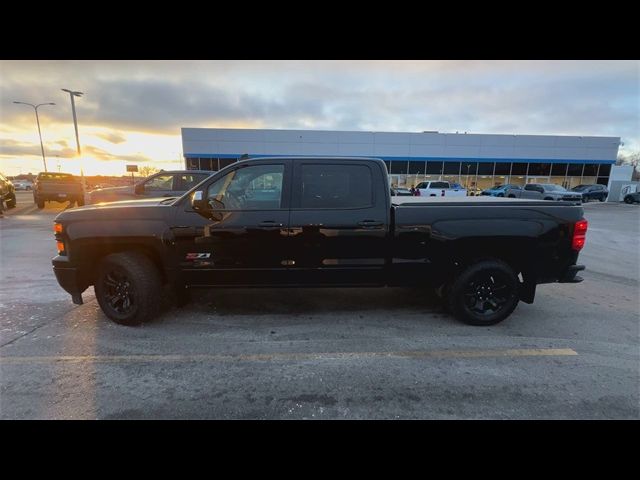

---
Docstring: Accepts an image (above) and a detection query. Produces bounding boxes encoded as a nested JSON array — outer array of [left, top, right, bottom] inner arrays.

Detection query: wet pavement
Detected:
[[1, 192, 638, 419]]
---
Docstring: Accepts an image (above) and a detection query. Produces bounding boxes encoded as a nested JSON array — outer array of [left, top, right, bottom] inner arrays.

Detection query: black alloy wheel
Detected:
[[448, 259, 520, 326]]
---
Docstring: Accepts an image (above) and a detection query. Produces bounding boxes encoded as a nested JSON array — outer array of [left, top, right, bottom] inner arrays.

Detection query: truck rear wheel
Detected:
[[35, 196, 45, 209], [95, 251, 162, 325], [447, 259, 519, 326]]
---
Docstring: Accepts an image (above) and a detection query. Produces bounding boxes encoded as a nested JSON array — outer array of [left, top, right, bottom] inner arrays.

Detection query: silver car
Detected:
[[505, 183, 582, 202]]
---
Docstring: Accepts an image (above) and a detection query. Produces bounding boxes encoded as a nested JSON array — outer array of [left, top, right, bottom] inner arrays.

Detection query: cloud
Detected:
[[94, 131, 127, 144], [1, 60, 638, 155]]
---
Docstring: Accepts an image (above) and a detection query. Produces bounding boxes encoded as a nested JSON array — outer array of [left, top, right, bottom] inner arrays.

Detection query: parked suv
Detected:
[[571, 184, 608, 202], [506, 183, 582, 202], [481, 184, 522, 197], [0, 173, 17, 210], [88, 170, 213, 204]]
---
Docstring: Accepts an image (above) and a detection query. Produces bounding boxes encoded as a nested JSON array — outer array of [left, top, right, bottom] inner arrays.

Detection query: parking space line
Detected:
[[0, 348, 578, 364]]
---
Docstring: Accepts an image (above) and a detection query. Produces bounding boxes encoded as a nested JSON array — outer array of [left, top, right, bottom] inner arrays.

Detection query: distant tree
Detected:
[[138, 165, 160, 178], [617, 151, 640, 180]]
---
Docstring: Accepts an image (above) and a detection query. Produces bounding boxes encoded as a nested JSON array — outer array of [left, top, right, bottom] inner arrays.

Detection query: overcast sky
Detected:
[[1, 60, 638, 176]]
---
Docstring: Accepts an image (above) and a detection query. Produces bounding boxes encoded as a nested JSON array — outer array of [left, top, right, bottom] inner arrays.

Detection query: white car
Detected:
[[415, 181, 467, 197], [12, 180, 33, 191]]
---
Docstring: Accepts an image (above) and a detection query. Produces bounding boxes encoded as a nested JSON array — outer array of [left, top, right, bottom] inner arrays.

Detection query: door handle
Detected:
[[258, 221, 283, 229], [358, 220, 384, 227]]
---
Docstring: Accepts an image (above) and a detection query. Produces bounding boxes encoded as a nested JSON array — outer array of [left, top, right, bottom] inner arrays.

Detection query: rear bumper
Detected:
[[559, 264, 585, 283]]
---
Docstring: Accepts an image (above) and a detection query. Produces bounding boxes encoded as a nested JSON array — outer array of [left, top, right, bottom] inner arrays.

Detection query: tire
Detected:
[[447, 259, 519, 326], [624, 196, 634, 204], [35, 196, 45, 209], [6, 193, 16, 209], [599, 195, 605, 202], [95, 251, 162, 325], [76, 196, 85, 207], [508, 194, 516, 198]]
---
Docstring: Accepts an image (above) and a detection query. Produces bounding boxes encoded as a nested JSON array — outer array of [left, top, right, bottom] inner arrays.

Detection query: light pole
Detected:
[[13, 101, 55, 172], [61, 89, 85, 186]]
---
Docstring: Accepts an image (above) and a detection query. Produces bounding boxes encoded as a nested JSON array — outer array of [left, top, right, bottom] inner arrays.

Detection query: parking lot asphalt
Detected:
[[1, 191, 638, 419]]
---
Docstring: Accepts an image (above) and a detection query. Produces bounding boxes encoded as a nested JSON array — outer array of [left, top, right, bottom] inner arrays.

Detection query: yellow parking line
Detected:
[[0, 348, 578, 364]]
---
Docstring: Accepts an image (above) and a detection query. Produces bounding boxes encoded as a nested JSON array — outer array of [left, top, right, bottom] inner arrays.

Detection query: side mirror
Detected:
[[134, 183, 145, 195], [191, 190, 209, 212]]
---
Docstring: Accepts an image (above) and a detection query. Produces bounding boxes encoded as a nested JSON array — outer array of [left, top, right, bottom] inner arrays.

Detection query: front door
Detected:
[[171, 161, 292, 286]]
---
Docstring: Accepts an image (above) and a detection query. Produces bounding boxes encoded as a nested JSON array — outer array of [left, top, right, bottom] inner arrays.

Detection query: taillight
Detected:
[[572, 219, 588, 251]]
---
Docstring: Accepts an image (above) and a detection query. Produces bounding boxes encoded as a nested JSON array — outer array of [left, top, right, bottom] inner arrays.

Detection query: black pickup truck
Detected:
[[52, 157, 588, 326]]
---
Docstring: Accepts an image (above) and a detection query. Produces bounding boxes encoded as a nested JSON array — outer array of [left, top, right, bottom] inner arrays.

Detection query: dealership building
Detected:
[[182, 128, 621, 192]]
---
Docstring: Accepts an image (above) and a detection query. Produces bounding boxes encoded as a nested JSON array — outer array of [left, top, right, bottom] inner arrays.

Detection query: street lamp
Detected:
[[13, 101, 56, 172], [61, 89, 85, 186]]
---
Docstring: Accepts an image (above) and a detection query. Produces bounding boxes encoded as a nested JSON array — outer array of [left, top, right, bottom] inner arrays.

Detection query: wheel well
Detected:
[[81, 244, 166, 286], [436, 238, 537, 302]]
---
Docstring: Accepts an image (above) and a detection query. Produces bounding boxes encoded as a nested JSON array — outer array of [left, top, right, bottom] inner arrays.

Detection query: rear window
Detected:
[[299, 164, 372, 209], [38, 173, 76, 182]]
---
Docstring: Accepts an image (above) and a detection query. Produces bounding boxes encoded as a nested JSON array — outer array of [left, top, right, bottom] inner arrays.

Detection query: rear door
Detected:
[[522, 184, 543, 199], [287, 160, 389, 286]]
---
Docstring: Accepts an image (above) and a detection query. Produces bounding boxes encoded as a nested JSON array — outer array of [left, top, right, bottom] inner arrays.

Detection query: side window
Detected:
[[430, 182, 449, 189], [180, 173, 209, 190], [524, 184, 537, 191], [299, 164, 372, 209], [145, 174, 175, 191], [206, 164, 284, 210], [416, 182, 427, 189]]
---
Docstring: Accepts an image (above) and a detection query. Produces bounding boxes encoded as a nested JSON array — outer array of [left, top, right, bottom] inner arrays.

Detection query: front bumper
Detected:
[[559, 264, 585, 283], [52, 256, 87, 304]]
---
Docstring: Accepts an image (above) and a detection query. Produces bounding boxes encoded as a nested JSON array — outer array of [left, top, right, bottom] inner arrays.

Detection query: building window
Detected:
[[443, 162, 461, 175], [461, 162, 478, 176], [597, 177, 610, 186], [426, 161, 444, 175], [408, 161, 426, 175], [598, 164, 612, 176], [494, 162, 511, 176], [477, 162, 494, 175], [199, 158, 212, 170], [551, 163, 568, 176], [187, 158, 199, 170], [528, 163, 551, 177], [220, 158, 238, 170], [583, 164, 599, 177], [511, 163, 527, 175], [568, 164, 584, 176], [390, 160, 409, 175]]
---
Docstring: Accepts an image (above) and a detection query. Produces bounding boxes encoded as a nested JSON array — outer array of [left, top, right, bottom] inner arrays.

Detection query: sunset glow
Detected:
[[1, 60, 638, 177]]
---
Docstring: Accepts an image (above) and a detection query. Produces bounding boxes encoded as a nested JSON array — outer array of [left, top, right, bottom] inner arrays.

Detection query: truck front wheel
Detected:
[[447, 259, 519, 326], [95, 251, 162, 325]]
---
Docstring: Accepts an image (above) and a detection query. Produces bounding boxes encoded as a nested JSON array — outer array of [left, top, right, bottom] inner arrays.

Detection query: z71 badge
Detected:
[[186, 253, 211, 260]]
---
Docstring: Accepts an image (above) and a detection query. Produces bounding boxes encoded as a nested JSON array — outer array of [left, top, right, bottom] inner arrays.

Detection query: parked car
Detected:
[[481, 184, 522, 197], [571, 184, 608, 202], [391, 187, 413, 196], [0, 173, 17, 210], [33, 172, 85, 209], [505, 183, 582, 202], [12, 179, 33, 191], [88, 170, 213, 204], [623, 192, 640, 204], [415, 181, 467, 197], [53, 157, 588, 327]]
